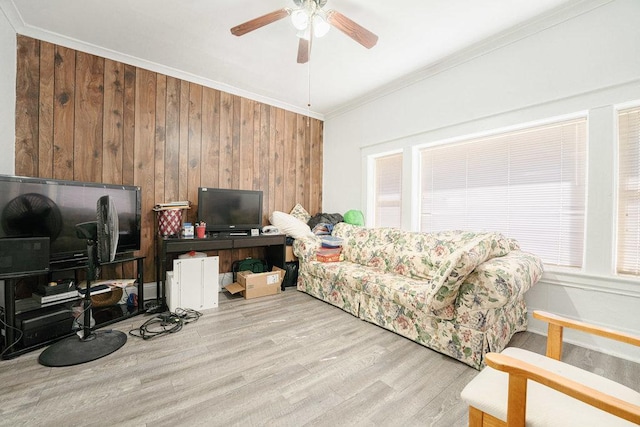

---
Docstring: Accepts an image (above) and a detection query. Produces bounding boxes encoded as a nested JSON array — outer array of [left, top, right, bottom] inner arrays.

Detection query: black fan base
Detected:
[[38, 330, 127, 367]]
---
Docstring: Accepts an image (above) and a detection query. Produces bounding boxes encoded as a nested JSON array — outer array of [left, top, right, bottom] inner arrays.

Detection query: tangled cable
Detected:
[[129, 308, 202, 340]]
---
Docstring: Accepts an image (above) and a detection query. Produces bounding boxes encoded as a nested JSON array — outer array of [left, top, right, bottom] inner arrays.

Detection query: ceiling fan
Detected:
[[230, 0, 378, 64]]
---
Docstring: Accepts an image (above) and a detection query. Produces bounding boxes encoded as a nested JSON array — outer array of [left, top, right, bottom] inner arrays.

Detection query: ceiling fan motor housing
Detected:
[[293, 0, 328, 8]]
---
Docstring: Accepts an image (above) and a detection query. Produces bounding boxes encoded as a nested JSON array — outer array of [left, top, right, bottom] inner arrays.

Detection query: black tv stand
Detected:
[[223, 231, 249, 237], [1, 255, 145, 359]]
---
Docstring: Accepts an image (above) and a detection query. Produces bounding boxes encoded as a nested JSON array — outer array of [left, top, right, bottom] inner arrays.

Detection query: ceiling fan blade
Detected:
[[326, 10, 378, 49], [230, 8, 290, 36], [297, 38, 309, 64]]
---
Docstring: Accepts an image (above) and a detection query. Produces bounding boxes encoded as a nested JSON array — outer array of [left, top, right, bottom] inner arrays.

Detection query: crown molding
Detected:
[[0, 0, 324, 121], [324, 0, 614, 120]]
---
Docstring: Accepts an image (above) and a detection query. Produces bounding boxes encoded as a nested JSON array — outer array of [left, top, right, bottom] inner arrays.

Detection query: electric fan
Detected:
[[97, 194, 119, 264], [38, 195, 127, 367], [1, 193, 63, 240]]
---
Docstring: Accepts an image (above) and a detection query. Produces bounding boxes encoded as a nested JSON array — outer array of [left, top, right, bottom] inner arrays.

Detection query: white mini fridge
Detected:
[[166, 256, 219, 312]]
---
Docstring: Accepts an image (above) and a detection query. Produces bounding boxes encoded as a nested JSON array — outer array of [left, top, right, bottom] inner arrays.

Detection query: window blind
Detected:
[[617, 106, 640, 276], [420, 118, 586, 268], [373, 153, 402, 228]]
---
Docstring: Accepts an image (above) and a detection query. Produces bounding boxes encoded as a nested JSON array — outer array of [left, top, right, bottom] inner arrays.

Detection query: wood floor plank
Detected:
[[0, 289, 637, 426]]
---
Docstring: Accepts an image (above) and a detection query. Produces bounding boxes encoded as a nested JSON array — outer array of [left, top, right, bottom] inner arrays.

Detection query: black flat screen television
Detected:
[[0, 175, 141, 264], [197, 187, 263, 234]]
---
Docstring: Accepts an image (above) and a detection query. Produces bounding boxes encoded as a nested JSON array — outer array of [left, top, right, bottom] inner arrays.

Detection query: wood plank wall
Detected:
[[14, 35, 323, 281]]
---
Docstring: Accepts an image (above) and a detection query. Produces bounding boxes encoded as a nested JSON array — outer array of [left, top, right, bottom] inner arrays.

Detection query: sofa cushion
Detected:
[[425, 232, 511, 310], [359, 271, 456, 320], [302, 260, 377, 293], [333, 223, 400, 271], [456, 250, 544, 313]]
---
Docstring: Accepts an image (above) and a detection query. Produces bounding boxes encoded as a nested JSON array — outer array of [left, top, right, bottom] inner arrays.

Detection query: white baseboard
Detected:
[[526, 279, 640, 364]]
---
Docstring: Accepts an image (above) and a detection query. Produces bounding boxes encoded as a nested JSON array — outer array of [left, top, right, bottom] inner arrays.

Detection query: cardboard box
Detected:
[[225, 266, 285, 299], [285, 245, 297, 262]]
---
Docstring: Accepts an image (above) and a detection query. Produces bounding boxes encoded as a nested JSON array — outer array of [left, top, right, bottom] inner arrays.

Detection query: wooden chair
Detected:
[[460, 310, 640, 426]]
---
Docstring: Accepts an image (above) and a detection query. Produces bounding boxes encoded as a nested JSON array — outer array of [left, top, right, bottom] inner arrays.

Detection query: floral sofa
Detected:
[[293, 223, 544, 369]]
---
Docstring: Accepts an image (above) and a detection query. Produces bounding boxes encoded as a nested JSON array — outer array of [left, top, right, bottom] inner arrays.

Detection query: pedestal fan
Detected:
[[39, 195, 126, 367]]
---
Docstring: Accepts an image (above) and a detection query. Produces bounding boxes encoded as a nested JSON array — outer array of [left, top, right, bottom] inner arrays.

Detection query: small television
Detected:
[[0, 175, 141, 264], [197, 188, 263, 234]]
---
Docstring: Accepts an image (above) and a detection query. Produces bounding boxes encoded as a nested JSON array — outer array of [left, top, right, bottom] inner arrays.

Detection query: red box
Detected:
[[316, 247, 342, 263], [158, 209, 182, 236]]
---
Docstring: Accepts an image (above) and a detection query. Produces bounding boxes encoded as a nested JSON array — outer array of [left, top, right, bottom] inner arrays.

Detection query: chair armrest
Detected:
[[533, 310, 640, 360], [485, 352, 640, 426]]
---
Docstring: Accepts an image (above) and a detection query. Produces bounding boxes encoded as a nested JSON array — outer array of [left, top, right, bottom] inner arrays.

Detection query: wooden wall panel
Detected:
[[273, 108, 286, 212], [187, 83, 202, 206], [73, 51, 104, 183], [103, 59, 124, 185], [122, 64, 136, 186], [14, 35, 323, 281], [15, 36, 39, 177], [178, 80, 190, 201], [239, 97, 254, 190], [219, 91, 234, 189], [134, 69, 157, 269], [52, 45, 75, 181], [38, 41, 55, 178], [164, 76, 180, 202], [201, 87, 220, 188], [153, 75, 167, 203]]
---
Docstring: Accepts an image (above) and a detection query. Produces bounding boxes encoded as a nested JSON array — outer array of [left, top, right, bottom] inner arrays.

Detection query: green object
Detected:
[[343, 210, 365, 226], [232, 258, 267, 281]]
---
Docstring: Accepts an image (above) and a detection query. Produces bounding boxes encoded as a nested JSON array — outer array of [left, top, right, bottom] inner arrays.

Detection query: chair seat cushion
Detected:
[[460, 347, 640, 426]]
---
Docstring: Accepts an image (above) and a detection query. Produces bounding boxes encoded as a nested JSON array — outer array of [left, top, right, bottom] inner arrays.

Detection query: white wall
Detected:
[[0, 8, 15, 174], [324, 0, 640, 362]]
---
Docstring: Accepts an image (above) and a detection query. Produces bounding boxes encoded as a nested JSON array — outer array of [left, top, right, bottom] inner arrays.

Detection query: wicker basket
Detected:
[[91, 287, 124, 307]]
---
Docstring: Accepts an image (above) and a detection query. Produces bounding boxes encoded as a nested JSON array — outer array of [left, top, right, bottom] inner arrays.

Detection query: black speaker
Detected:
[[0, 237, 50, 275]]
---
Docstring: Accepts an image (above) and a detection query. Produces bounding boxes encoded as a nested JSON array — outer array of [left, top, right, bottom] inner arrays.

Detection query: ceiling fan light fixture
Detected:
[[290, 9, 309, 30], [312, 13, 330, 38], [296, 28, 311, 40]]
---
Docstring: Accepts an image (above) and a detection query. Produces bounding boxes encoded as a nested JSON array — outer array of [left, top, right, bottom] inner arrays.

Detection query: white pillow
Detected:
[[269, 211, 314, 239]]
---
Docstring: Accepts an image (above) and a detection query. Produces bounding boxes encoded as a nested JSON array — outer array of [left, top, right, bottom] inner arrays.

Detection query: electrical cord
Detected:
[[0, 307, 24, 358], [128, 307, 202, 340]]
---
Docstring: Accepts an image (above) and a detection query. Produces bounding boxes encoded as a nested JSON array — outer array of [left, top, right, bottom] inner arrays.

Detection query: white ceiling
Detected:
[[1, 0, 583, 119]]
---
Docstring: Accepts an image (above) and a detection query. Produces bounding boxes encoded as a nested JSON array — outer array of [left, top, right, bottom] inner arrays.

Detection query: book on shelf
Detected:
[[77, 278, 136, 291], [77, 284, 112, 296], [153, 201, 191, 211], [32, 289, 79, 304]]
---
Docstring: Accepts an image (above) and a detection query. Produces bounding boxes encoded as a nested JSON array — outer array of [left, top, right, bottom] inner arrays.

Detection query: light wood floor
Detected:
[[1, 290, 638, 427]]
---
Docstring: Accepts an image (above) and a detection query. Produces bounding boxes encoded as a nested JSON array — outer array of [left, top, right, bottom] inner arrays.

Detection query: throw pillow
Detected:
[[269, 211, 314, 239], [289, 203, 311, 223]]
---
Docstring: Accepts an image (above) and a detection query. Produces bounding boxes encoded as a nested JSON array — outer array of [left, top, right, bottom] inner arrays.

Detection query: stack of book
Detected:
[[153, 201, 191, 211]]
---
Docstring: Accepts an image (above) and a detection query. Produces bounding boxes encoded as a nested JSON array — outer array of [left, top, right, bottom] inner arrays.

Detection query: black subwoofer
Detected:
[[0, 237, 50, 275]]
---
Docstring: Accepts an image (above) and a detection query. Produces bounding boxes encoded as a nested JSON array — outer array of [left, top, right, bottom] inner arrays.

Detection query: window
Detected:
[[617, 106, 640, 276], [419, 118, 587, 268], [372, 153, 402, 227]]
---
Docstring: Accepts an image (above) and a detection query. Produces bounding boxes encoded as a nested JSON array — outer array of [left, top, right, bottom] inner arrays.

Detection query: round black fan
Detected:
[[38, 195, 126, 367], [0, 193, 63, 241]]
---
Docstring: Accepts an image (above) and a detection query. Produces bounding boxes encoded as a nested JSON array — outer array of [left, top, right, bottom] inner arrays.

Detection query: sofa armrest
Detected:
[[292, 234, 322, 262], [456, 250, 544, 312]]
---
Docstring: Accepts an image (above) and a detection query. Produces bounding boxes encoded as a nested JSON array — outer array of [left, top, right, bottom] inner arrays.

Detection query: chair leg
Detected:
[[468, 406, 484, 427], [469, 405, 507, 427]]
